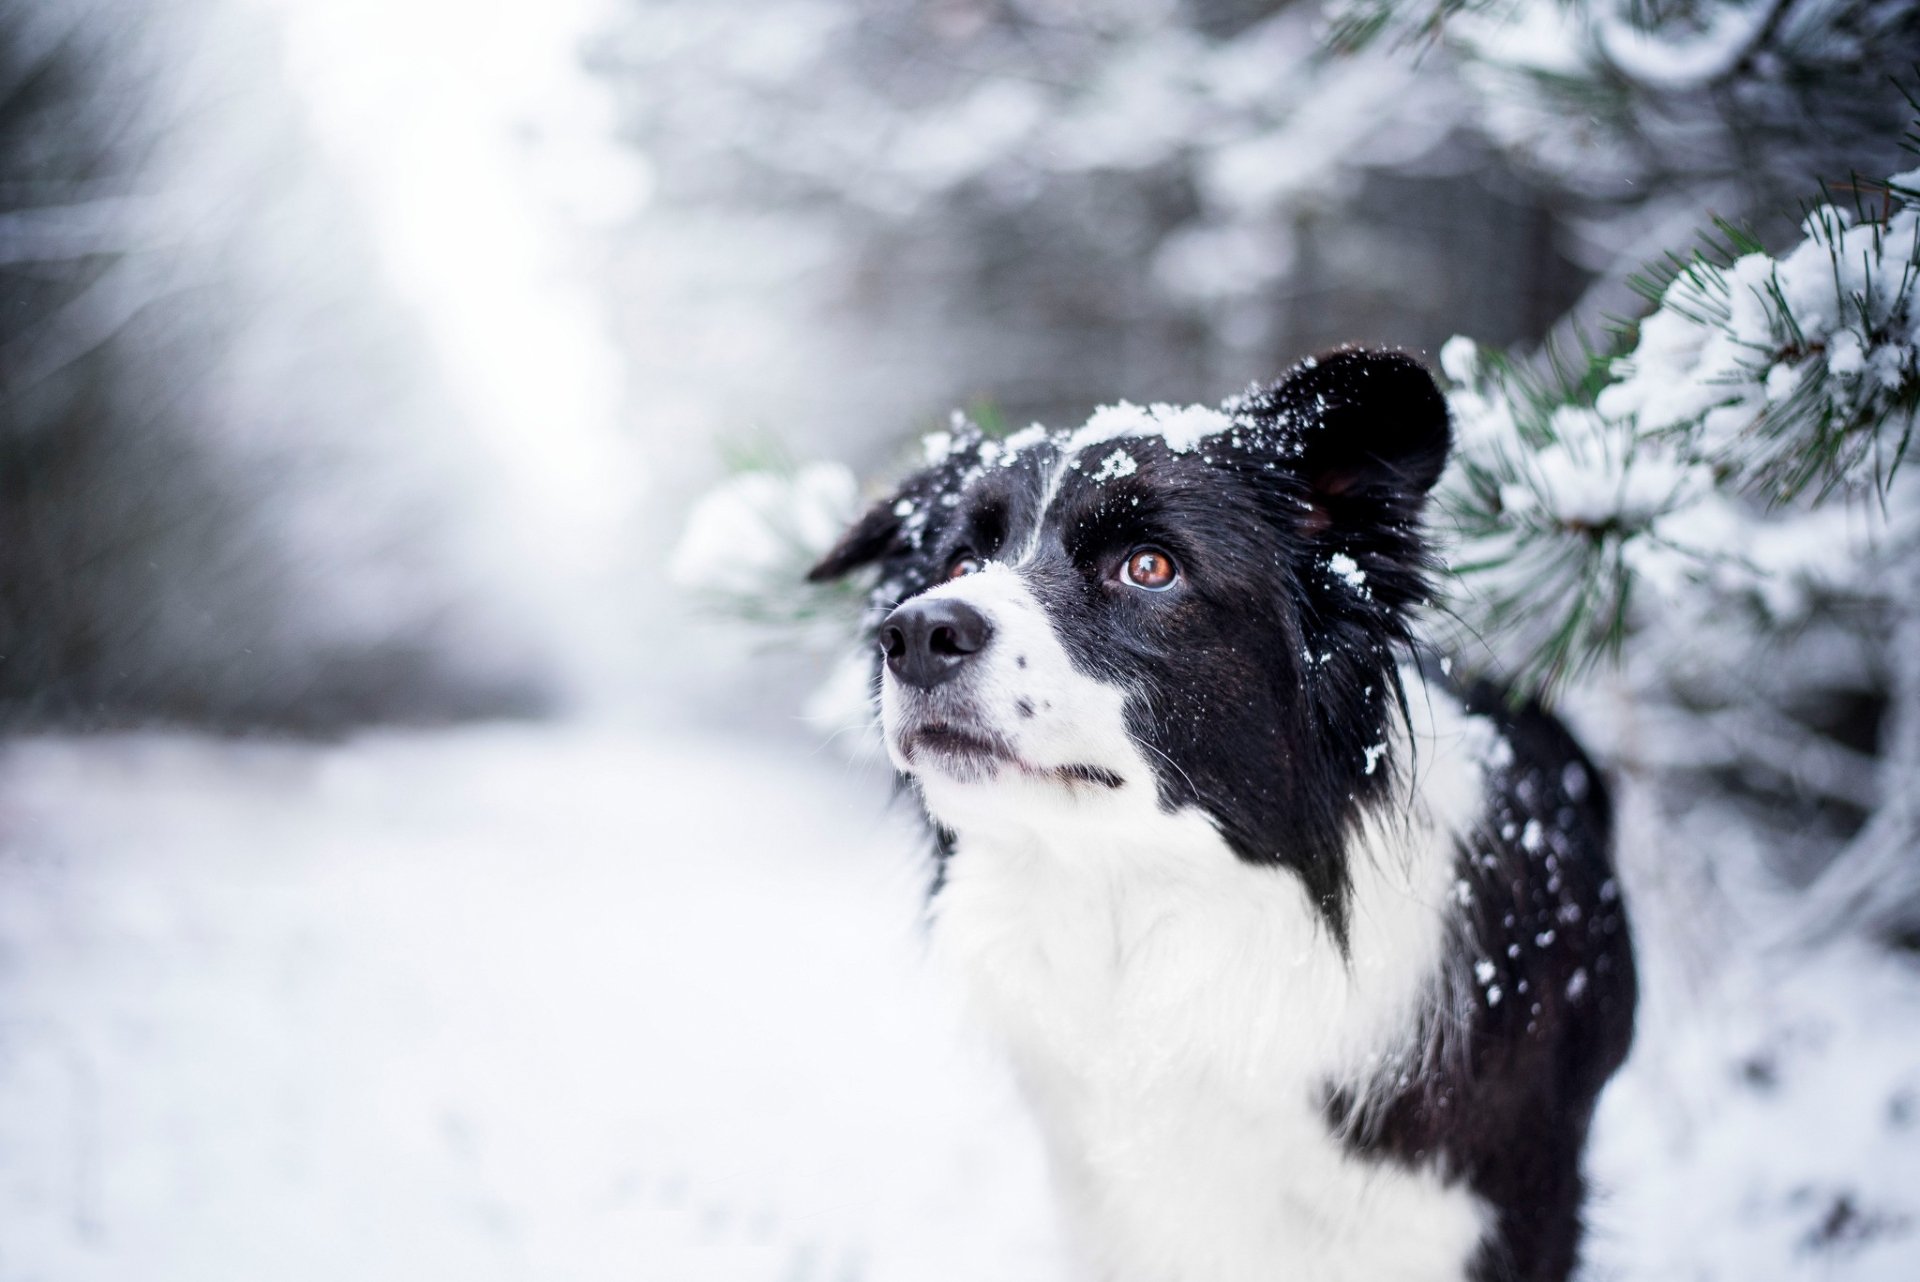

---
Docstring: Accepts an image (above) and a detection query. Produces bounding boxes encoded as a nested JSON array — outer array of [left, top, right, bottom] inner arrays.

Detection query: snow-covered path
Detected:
[[0, 727, 1062, 1281], [5, 725, 1920, 1281]]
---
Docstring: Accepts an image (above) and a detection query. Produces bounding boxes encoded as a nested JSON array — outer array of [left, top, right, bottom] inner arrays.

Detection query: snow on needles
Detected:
[[1597, 203, 1920, 480], [670, 461, 860, 623], [1436, 161, 1920, 681]]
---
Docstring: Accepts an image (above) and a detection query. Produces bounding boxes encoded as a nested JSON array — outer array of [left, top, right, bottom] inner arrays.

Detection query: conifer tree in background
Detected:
[[1322, 10, 1920, 1256], [1331, 0, 1920, 951]]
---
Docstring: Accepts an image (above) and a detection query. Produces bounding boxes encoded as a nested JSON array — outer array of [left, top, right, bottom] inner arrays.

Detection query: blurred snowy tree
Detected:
[[1336, 1, 1914, 189], [1352, 10, 1920, 1270], [597, 0, 1587, 459], [0, 0, 569, 731], [1324, 0, 1920, 949], [1438, 175, 1920, 946]]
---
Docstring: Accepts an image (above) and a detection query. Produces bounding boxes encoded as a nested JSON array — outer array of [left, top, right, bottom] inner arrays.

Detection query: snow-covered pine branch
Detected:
[[1437, 164, 1920, 693], [668, 456, 868, 646], [1330, 0, 1919, 230], [668, 449, 911, 749]]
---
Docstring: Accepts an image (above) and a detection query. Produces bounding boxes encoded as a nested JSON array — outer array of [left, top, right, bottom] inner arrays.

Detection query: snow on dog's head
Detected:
[[809, 349, 1451, 942]]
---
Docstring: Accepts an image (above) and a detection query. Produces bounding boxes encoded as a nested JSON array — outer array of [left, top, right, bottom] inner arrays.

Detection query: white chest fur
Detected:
[[925, 695, 1494, 1282]]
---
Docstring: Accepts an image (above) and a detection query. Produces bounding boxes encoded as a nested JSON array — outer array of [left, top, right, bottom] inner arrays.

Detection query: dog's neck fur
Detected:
[[925, 678, 1498, 1282]]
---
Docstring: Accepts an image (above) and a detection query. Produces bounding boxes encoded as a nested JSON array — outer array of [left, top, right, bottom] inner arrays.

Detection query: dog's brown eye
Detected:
[[1123, 547, 1177, 590], [946, 554, 983, 580]]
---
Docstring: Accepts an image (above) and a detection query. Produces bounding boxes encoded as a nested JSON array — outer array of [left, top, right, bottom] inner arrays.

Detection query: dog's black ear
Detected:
[[807, 498, 900, 582], [1267, 349, 1451, 536]]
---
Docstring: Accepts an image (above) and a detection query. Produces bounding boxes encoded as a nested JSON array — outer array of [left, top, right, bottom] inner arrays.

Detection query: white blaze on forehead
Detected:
[[910, 399, 1237, 567], [1011, 400, 1233, 563]]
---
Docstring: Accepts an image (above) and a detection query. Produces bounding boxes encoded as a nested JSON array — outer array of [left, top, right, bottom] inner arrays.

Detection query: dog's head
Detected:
[[809, 349, 1451, 942]]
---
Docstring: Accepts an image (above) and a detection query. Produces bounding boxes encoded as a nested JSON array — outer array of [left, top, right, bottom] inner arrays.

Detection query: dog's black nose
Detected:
[[880, 597, 993, 689]]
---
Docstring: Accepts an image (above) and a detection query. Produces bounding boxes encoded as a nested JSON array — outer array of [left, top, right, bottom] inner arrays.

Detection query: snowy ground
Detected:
[[2, 724, 1918, 1281], [0, 727, 1062, 1282]]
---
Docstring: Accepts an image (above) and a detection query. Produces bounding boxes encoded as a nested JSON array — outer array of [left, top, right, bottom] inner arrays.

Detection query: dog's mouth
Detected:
[[902, 722, 1008, 764], [896, 721, 1124, 790]]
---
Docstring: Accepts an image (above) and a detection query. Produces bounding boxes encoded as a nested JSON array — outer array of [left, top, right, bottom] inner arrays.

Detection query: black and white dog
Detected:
[[809, 349, 1636, 1282]]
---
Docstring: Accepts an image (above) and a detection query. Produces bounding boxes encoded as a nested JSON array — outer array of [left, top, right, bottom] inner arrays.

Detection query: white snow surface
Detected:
[[0, 728, 1062, 1282], [1589, 942, 1920, 1280], [2, 726, 1916, 1280]]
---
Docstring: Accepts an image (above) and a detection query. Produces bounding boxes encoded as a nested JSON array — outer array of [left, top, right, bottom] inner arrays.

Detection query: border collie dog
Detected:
[[809, 350, 1635, 1282]]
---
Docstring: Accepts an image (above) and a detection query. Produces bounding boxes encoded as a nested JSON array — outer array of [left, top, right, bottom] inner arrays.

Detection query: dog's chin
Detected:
[[894, 722, 1013, 784], [890, 721, 1006, 783], [890, 720, 1128, 794]]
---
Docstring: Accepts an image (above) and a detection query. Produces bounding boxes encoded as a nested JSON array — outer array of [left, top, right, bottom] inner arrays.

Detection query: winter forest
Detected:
[[3, 0, 1919, 1277]]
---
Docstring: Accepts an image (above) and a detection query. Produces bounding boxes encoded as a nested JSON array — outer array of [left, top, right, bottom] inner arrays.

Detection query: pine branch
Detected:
[[1437, 148, 1920, 698], [667, 459, 875, 649]]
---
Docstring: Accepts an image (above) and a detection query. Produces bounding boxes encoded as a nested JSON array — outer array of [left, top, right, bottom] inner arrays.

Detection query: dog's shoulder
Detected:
[[1335, 660, 1637, 1281]]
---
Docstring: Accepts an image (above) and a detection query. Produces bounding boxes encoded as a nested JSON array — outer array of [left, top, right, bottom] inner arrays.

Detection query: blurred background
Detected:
[[3, 0, 1918, 1278]]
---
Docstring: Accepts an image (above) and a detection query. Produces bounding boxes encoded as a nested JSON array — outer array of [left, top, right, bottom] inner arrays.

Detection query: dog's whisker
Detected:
[[1131, 733, 1198, 799]]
